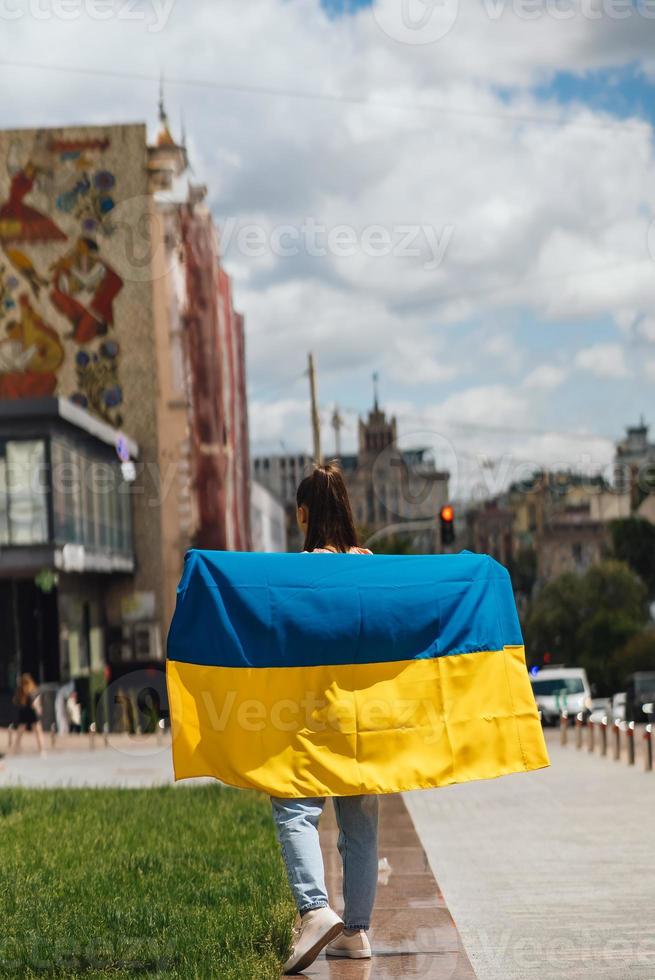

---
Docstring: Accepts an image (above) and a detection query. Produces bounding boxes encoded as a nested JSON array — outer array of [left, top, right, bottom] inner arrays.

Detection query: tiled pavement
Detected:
[[405, 731, 655, 980], [297, 794, 476, 979]]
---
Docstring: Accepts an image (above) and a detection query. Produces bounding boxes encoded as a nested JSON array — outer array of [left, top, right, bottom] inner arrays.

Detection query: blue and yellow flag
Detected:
[[166, 550, 549, 798]]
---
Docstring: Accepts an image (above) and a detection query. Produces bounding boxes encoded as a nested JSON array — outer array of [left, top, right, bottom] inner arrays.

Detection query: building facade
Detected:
[[340, 399, 450, 547], [0, 120, 249, 723], [614, 419, 655, 509], [251, 452, 310, 550], [250, 480, 287, 553], [252, 397, 450, 552]]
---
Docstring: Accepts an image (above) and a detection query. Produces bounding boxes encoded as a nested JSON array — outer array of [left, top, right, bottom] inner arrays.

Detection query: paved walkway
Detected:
[[301, 794, 476, 979], [0, 733, 190, 788], [405, 731, 655, 980], [5, 728, 654, 979]]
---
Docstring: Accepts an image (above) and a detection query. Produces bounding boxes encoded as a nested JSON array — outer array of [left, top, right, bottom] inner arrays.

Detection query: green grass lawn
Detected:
[[0, 785, 294, 979]]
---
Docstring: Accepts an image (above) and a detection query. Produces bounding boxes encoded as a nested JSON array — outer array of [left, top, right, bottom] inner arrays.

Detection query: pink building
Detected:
[[180, 203, 251, 556]]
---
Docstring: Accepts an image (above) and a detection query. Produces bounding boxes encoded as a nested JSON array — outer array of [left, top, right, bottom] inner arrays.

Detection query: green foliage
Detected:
[[508, 546, 537, 596], [612, 630, 655, 688], [609, 517, 655, 597], [0, 785, 294, 979], [368, 533, 417, 555], [525, 560, 649, 692]]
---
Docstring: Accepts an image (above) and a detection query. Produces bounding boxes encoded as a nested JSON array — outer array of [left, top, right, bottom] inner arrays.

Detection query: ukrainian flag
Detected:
[[166, 550, 549, 797]]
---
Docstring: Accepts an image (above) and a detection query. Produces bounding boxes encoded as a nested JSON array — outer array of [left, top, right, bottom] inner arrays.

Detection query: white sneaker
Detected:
[[283, 907, 344, 974], [326, 929, 372, 959]]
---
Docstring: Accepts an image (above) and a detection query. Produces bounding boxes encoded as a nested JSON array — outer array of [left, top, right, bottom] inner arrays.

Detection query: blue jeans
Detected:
[[271, 795, 379, 931]]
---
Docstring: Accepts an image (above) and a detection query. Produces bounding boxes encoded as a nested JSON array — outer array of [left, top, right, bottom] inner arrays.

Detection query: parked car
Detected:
[[589, 698, 612, 725], [530, 667, 592, 726], [611, 692, 627, 723], [625, 672, 655, 723]]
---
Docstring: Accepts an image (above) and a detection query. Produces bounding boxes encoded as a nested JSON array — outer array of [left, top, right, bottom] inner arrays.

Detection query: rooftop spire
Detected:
[[156, 75, 176, 147], [372, 371, 380, 412]]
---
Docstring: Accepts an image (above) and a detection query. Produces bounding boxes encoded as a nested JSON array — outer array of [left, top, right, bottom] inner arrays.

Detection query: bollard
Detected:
[[643, 704, 654, 773], [88, 721, 96, 751], [7, 723, 14, 752], [587, 719, 595, 752], [103, 723, 109, 748], [644, 724, 653, 773], [613, 720, 621, 761], [156, 718, 164, 746], [575, 712, 583, 749], [50, 723, 57, 749], [627, 721, 635, 766], [600, 716, 608, 757], [560, 711, 568, 745]]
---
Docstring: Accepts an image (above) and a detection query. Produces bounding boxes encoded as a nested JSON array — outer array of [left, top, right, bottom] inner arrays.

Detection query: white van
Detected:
[[530, 667, 592, 726]]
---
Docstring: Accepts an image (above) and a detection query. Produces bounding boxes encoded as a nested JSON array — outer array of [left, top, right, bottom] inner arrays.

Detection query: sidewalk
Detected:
[[301, 794, 477, 979], [0, 734, 184, 788], [405, 730, 655, 980]]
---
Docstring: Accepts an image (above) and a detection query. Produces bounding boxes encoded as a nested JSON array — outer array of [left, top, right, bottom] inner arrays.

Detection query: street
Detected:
[[406, 729, 655, 980]]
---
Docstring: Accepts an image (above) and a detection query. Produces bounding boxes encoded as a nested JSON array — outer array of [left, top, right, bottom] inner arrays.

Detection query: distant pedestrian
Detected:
[[65, 690, 82, 734], [8, 673, 46, 757]]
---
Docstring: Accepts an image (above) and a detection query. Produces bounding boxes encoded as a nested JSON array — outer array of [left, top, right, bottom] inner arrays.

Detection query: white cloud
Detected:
[[420, 383, 529, 427], [1, 0, 654, 472], [522, 364, 569, 390], [574, 343, 630, 378]]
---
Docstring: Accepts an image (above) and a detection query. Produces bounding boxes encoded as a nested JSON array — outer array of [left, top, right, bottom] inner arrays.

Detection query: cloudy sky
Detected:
[[2, 0, 655, 498]]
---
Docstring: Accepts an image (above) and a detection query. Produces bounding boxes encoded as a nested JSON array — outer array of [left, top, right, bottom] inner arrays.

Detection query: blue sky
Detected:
[[1, 0, 655, 492], [538, 65, 655, 127]]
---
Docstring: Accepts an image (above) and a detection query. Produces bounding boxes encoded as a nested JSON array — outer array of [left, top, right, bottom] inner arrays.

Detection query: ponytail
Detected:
[[296, 462, 359, 553]]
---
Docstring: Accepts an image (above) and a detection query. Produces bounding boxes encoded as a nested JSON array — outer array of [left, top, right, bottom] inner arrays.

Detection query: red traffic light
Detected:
[[440, 505, 454, 523]]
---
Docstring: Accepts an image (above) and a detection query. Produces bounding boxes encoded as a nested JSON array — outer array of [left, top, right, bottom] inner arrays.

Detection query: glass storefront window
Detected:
[[5, 441, 48, 545], [51, 441, 84, 545], [50, 438, 134, 558], [0, 457, 8, 545]]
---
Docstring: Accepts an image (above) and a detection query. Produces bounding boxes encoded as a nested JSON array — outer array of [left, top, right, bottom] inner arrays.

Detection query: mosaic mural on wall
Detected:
[[0, 129, 127, 425]]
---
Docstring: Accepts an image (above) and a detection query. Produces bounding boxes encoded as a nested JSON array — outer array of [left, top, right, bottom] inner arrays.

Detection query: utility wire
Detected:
[[248, 370, 306, 400], [0, 58, 652, 135], [332, 403, 615, 446]]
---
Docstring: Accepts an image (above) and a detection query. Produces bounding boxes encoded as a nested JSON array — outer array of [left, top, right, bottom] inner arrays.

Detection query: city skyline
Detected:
[[1, 0, 655, 479]]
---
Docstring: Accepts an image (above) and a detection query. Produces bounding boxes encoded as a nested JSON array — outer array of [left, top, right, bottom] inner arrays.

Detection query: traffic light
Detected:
[[439, 504, 455, 547]]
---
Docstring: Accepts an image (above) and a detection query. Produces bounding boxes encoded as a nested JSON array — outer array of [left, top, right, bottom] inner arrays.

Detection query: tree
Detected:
[[525, 560, 648, 692], [612, 630, 655, 690], [508, 545, 537, 597], [524, 572, 586, 668], [609, 517, 655, 598]]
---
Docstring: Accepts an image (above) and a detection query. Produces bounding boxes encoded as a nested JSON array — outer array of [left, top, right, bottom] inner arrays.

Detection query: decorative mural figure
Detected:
[[56, 169, 116, 236], [0, 130, 124, 421], [0, 263, 18, 316], [1, 246, 48, 298], [0, 141, 67, 244], [71, 339, 123, 426], [50, 237, 124, 345], [0, 294, 64, 398]]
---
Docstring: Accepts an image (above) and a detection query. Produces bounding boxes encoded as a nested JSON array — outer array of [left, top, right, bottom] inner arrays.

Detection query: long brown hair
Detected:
[[296, 462, 359, 553], [14, 673, 37, 707]]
